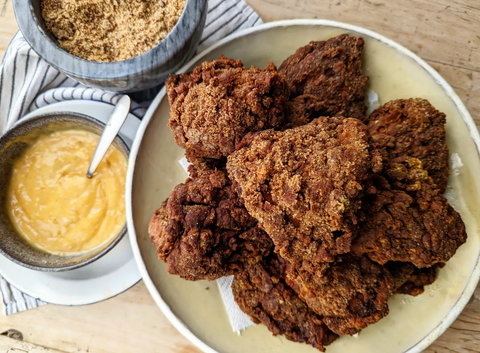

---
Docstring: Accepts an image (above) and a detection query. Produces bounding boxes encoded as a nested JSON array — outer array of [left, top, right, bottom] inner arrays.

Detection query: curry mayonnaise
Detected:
[[7, 129, 127, 255]]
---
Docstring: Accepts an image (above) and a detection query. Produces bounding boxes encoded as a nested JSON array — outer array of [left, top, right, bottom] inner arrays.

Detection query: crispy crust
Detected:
[[232, 254, 338, 351], [166, 56, 289, 159], [148, 162, 273, 281], [227, 117, 371, 264], [352, 157, 466, 268], [367, 98, 450, 192], [279, 34, 368, 125], [283, 255, 394, 336], [387, 262, 441, 296]]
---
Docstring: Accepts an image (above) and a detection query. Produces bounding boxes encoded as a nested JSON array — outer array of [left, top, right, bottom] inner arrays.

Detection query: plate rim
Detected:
[[22, 99, 142, 131], [0, 250, 140, 306], [126, 19, 480, 353], [0, 99, 142, 306]]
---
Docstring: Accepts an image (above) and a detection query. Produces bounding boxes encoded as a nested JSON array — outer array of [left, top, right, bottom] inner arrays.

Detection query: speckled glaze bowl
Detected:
[[13, 0, 207, 92], [0, 112, 129, 271]]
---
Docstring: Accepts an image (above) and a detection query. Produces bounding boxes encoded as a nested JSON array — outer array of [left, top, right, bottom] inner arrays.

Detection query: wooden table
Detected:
[[1, 0, 480, 352]]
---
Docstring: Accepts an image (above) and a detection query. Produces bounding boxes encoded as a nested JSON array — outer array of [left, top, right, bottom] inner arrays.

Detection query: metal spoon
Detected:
[[87, 95, 131, 178]]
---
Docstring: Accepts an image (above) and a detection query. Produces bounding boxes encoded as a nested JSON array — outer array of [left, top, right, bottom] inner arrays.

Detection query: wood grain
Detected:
[[0, 281, 202, 353], [0, 0, 17, 60], [0, 335, 67, 353], [1, 0, 480, 352]]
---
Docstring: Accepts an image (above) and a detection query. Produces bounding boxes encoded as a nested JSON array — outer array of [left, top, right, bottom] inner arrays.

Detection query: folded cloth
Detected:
[[0, 0, 263, 322], [0, 277, 46, 314]]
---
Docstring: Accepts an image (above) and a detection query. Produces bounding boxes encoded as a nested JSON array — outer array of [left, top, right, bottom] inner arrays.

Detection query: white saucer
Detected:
[[0, 100, 142, 305]]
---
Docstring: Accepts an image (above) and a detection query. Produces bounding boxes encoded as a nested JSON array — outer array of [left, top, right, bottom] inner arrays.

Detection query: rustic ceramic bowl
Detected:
[[0, 112, 129, 271], [127, 20, 480, 353], [12, 0, 207, 92]]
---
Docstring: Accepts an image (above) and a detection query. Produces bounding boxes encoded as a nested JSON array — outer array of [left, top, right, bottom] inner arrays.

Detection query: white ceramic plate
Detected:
[[127, 20, 480, 353], [0, 100, 141, 305]]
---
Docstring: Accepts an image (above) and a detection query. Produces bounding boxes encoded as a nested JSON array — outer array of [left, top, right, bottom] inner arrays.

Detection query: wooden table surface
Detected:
[[1, 0, 480, 352]]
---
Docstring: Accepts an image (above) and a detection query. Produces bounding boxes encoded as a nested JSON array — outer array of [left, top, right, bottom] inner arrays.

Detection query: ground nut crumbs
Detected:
[[41, 0, 186, 62]]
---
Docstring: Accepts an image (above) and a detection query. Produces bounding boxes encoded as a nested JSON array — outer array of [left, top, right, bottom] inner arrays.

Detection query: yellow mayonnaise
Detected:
[[6, 129, 127, 255]]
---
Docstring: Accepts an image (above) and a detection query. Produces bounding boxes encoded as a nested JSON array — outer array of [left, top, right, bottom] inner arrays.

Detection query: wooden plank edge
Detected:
[[0, 335, 69, 353]]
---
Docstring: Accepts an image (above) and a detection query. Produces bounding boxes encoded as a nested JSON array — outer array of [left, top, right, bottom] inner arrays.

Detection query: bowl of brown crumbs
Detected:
[[13, 0, 207, 92]]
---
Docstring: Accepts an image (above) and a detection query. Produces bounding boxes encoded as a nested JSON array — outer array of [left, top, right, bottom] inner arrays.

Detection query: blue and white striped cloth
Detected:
[[0, 0, 263, 315]]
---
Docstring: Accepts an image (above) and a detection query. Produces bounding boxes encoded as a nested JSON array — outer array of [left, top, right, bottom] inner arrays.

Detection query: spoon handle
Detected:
[[87, 95, 131, 178]]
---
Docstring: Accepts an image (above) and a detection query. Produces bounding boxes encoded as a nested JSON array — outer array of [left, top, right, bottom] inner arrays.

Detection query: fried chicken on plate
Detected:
[[166, 56, 289, 160], [226, 117, 395, 335], [367, 98, 450, 192], [352, 157, 466, 268], [387, 262, 441, 296], [232, 253, 338, 351], [279, 34, 368, 126], [283, 255, 394, 335], [149, 161, 272, 281], [150, 34, 468, 352], [227, 117, 371, 264]]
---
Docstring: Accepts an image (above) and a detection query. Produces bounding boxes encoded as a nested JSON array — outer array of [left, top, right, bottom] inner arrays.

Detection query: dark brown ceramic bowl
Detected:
[[0, 112, 129, 271]]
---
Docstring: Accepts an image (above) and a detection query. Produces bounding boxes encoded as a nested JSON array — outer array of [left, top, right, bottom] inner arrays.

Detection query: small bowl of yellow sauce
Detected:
[[0, 112, 129, 271]]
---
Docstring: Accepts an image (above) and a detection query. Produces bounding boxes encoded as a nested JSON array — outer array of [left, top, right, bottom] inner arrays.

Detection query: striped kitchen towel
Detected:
[[0, 0, 263, 315]]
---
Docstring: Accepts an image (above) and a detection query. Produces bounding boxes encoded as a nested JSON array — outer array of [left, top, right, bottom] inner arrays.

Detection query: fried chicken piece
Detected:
[[166, 56, 289, 159], [283, 255, 394, 336], [387, 262, 415, 292], [284, 95, 335, 128], [227, 117, 371, 264], [148, 162, 273, 281], [232, 254, 338, 352], [397, 265, 440, 296], [278, 34, 368, 126], [227, 117, 392, 335], [352, 157, 467, 268], [367, 98, 450, 192], [386, 262, 441, 296]]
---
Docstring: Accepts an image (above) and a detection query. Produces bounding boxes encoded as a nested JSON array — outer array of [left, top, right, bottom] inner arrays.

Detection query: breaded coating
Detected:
[[368, 98, 450, 192], [227, 117, 391, 335], [148, 162, 273, 281], [285, 95, 335, 128], [232, 254, 338, 352], [166, 56, 289, 159], [387, 262, 440, 296], [397, 265, 439, 296], [227, 117, 371, 264], [352, 157, 466, 268], [284, 255, 394, 336], [278, 34, 368, 126]]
